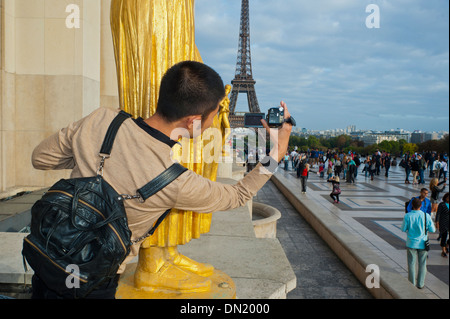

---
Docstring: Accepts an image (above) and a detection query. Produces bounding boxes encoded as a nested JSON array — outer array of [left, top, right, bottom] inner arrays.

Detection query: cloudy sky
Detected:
[[194, 0, 449, 132]]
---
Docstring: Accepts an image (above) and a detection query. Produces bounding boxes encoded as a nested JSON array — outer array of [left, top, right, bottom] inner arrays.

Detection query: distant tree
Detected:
[[307, 136, 320, 148], [418, 135, 449, 154], [378, 140, 392, 153], [403, 143, 419, 154], [336, 135, 352, 150], [289, 135, 308, 149]]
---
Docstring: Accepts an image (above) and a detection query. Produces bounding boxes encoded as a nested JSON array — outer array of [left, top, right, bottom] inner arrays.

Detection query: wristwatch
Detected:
[[284, 116, 296, 127]]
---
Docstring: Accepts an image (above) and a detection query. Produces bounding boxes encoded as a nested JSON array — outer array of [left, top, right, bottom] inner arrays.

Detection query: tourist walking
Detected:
[[327, 160, 333, 180], [284, 152, 289, 171], [432, 156, 441, 179], [440, 159, 448, 181], [290, 149, 298, 171], [417, 154, 426, 185], [430, 177, 447, 214], [328, 176, 341, 204], [375, 150, 382, 175], [411, 156, 420, 185], [406, 188, 432, 215], [428, 153, 437, 178], [298, 156, 310, 194], [362, 160, 369, 177], [384, 153, 392, 177], [354, 155, 361, 178], [436, 193, 449, 257], [369, 158, 376, 181], [401, 198, 436, 289], [346, 158, 356, 183], [319, 161, 325, 178], [401, 154, 412, 184], [342, 155, 348, 180], [334, 158, 342, 178]]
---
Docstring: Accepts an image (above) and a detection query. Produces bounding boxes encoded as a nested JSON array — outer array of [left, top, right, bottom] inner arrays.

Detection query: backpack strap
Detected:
[[137, 163, 188, 202], [97, 111, 132, 176], [131, 208, 173, 245], [131, 163, 188, 244], [100, 110, 132, 156]]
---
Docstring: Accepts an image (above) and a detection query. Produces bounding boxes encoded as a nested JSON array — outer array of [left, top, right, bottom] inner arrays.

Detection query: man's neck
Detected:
[[144, 115, 181, 141]]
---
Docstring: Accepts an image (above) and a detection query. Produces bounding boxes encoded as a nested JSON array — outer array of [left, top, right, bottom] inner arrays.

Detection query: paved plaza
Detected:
[[267, 161, 449, 299], [254, 180, 373, 299]]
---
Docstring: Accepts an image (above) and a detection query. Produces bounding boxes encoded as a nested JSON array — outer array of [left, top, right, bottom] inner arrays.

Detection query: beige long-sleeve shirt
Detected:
[[32, 107, 274, 272]]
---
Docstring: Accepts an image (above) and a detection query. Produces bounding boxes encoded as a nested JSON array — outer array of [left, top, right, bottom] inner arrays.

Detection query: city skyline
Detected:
[[194, 0, 449, 133], [295, 125, 448, 135]]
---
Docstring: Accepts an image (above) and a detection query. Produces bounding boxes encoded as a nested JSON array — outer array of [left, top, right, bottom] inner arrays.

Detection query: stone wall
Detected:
[[0, 0, 118, 196]]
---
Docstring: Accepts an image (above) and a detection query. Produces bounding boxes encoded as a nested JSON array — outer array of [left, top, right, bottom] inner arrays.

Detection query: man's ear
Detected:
[[185, 115, 202, 130]]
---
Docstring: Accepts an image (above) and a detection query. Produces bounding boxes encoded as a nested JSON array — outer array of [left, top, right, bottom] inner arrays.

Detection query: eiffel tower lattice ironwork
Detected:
[[229, 0, 260, 127]]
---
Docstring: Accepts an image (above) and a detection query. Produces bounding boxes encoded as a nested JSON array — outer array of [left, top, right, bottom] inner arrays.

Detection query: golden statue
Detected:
[[219, 84, 232, 157], [110, 0, 232, 295]]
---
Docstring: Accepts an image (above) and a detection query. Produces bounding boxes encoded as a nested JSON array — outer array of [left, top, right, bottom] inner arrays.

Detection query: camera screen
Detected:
[[268, 112, 279, 123], [268, 109, 284, 125], [244, 113, 265, 127]]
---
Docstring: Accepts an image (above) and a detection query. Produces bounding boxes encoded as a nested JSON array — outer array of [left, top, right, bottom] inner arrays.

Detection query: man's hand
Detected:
[[261, 101, 293, 163]]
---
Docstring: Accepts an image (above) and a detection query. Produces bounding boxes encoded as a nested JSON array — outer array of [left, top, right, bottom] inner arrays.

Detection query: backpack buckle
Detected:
[[97, 153, 110, 176], [120, 193, 144, 203]]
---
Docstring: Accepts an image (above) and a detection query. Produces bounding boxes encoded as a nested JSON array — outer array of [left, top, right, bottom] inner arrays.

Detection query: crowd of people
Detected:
[[399, 151, 448, 185], [281, 148, 448, 188], [278, 147, 448, 290]]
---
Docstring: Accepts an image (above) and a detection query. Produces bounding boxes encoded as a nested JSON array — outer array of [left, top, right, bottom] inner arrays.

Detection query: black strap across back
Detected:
[[101, 110, 188, 240]]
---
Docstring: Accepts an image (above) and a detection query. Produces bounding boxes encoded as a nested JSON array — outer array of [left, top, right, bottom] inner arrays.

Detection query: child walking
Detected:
[[319, 161, 325, 178], [328, 176, 341, 204]]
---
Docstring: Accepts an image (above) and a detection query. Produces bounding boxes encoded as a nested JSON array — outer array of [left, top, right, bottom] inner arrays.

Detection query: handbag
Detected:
[[423, 211, 430, 252], [22, 111, 187, 298]]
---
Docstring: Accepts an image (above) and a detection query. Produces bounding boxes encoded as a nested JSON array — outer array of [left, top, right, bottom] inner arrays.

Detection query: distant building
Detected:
[[346, 125, 356, 134], [410, 132, 438, 144], [425, 132, 439, 141], [362, 131, 410, 146]]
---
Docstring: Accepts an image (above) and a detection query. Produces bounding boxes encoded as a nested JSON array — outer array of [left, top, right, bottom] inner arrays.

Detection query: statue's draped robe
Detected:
[[111, 0, 218, 247]]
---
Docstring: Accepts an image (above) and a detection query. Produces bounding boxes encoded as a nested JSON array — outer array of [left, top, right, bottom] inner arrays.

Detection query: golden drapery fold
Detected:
[[110, 0, 220, 247]]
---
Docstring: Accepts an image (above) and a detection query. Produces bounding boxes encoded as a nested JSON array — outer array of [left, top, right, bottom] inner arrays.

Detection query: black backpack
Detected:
[[405, 197, 414, 213], [22, 111, 187, 298]]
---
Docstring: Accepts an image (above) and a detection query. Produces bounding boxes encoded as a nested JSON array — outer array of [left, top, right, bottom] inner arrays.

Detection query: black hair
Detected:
[[155, 61, 225, 122], [443, 193, 449, 203], [412, 198, 422, 210]]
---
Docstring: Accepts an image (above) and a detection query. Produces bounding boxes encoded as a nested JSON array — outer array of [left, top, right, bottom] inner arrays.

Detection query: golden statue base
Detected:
[[115, 263, 236, 299]]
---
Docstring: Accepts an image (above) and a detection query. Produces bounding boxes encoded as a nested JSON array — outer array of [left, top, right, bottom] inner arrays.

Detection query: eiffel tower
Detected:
[[229, 0, 261, 128]]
